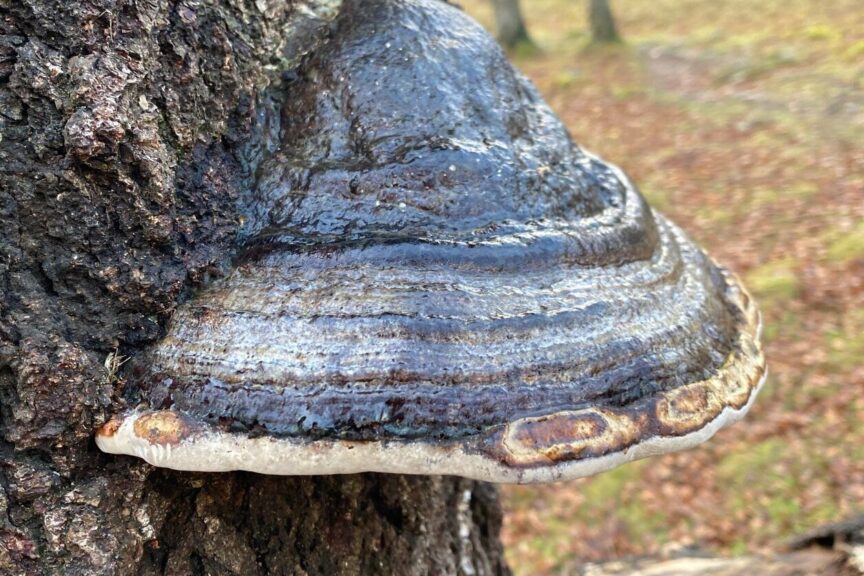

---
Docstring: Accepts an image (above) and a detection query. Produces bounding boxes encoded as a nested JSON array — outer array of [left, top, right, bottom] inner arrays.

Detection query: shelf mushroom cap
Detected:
[[96, 0, 765, 483]]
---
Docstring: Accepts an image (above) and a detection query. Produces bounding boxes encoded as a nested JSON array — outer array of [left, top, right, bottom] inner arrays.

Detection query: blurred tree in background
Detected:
[[491, 0, 534, 48], [491, 0, 622, 49], [590, 0, 621, 43]]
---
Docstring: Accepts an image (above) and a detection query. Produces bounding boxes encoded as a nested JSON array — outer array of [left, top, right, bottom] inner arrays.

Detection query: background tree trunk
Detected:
[[589, 0, 621, 43], [491, 0, 533, 49], [0, 0, 510, 574]]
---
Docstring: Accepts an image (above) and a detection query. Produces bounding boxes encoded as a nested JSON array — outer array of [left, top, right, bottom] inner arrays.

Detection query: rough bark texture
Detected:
[[0, 0, 509, 574], [589, 0, 620, 44], [491, 0, 532, 49]]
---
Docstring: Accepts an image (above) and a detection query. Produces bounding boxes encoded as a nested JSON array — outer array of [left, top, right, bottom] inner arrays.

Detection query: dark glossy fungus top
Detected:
[[97, 0, 764, 482]]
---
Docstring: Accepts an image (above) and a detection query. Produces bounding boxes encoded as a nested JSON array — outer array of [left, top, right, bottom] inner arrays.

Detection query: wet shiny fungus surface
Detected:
[[96, 0, 764, 481]]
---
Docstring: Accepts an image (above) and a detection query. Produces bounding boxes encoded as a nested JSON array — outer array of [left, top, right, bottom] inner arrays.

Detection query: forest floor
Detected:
[[461, 0, 864, 573]]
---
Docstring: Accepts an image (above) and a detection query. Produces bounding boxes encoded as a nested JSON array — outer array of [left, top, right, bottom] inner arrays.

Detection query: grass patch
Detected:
[[760, 309, 803, 345], [579, 460, 644, 502], [729, 538, 750, 557], [826, 330, 864, 371], [694, 204, 738, 227], [749, 182, 819, 208], [576, 462, 670, 544], [718, 439, 812, 535], [845, 40, 864, 60], [744, 260, 801, 309], [801, 24, 842, 42], [824, 308, 864, 372], [806, 378, 843, 403], [510, 39, 543, 59], [550, 69, 586, 89], [638, 182, 671, 212], [714, 48, 801, 84], [718, 438, 788, 488], [825, 220, 864, 264]]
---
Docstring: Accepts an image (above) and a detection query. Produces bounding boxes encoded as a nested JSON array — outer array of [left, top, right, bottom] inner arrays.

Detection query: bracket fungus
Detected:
[[96, 0, 765, 484]]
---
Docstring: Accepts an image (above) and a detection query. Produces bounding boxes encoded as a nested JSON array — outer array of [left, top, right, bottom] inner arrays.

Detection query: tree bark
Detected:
[[589, 0, 621, 44], [491, 0, 532, 49], [0, 0, 509, 574]]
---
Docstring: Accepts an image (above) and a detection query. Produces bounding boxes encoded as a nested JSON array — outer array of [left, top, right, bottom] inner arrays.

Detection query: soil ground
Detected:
[[460, 1, 864, 573]]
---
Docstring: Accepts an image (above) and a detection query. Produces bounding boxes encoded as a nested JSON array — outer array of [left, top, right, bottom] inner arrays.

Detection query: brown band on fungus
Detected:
[[133, 410, 191, 446]]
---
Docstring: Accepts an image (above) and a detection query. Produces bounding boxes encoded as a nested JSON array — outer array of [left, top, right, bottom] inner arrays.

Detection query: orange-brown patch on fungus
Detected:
[[96, 416, 123, 438], [513, 412, 607, 451], [655, 382, 721, 435], [501, 408, 645, 466], [133, 411, 190, 446]]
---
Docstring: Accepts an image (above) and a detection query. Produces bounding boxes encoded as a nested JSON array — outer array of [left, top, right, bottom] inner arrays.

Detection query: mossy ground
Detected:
[[461, 0, 864, 573]]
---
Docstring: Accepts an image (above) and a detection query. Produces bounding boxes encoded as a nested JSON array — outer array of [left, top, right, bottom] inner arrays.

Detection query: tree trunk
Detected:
[[491, 0, 532, 49], [589, 0, 621, 44], [0, 0, 509, 574]]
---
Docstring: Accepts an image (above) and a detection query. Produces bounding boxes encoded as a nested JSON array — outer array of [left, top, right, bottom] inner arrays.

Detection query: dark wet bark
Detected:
[[491, 0, 532, 49], [0, 0, 509, 574], [589, 0, 621, 44]]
